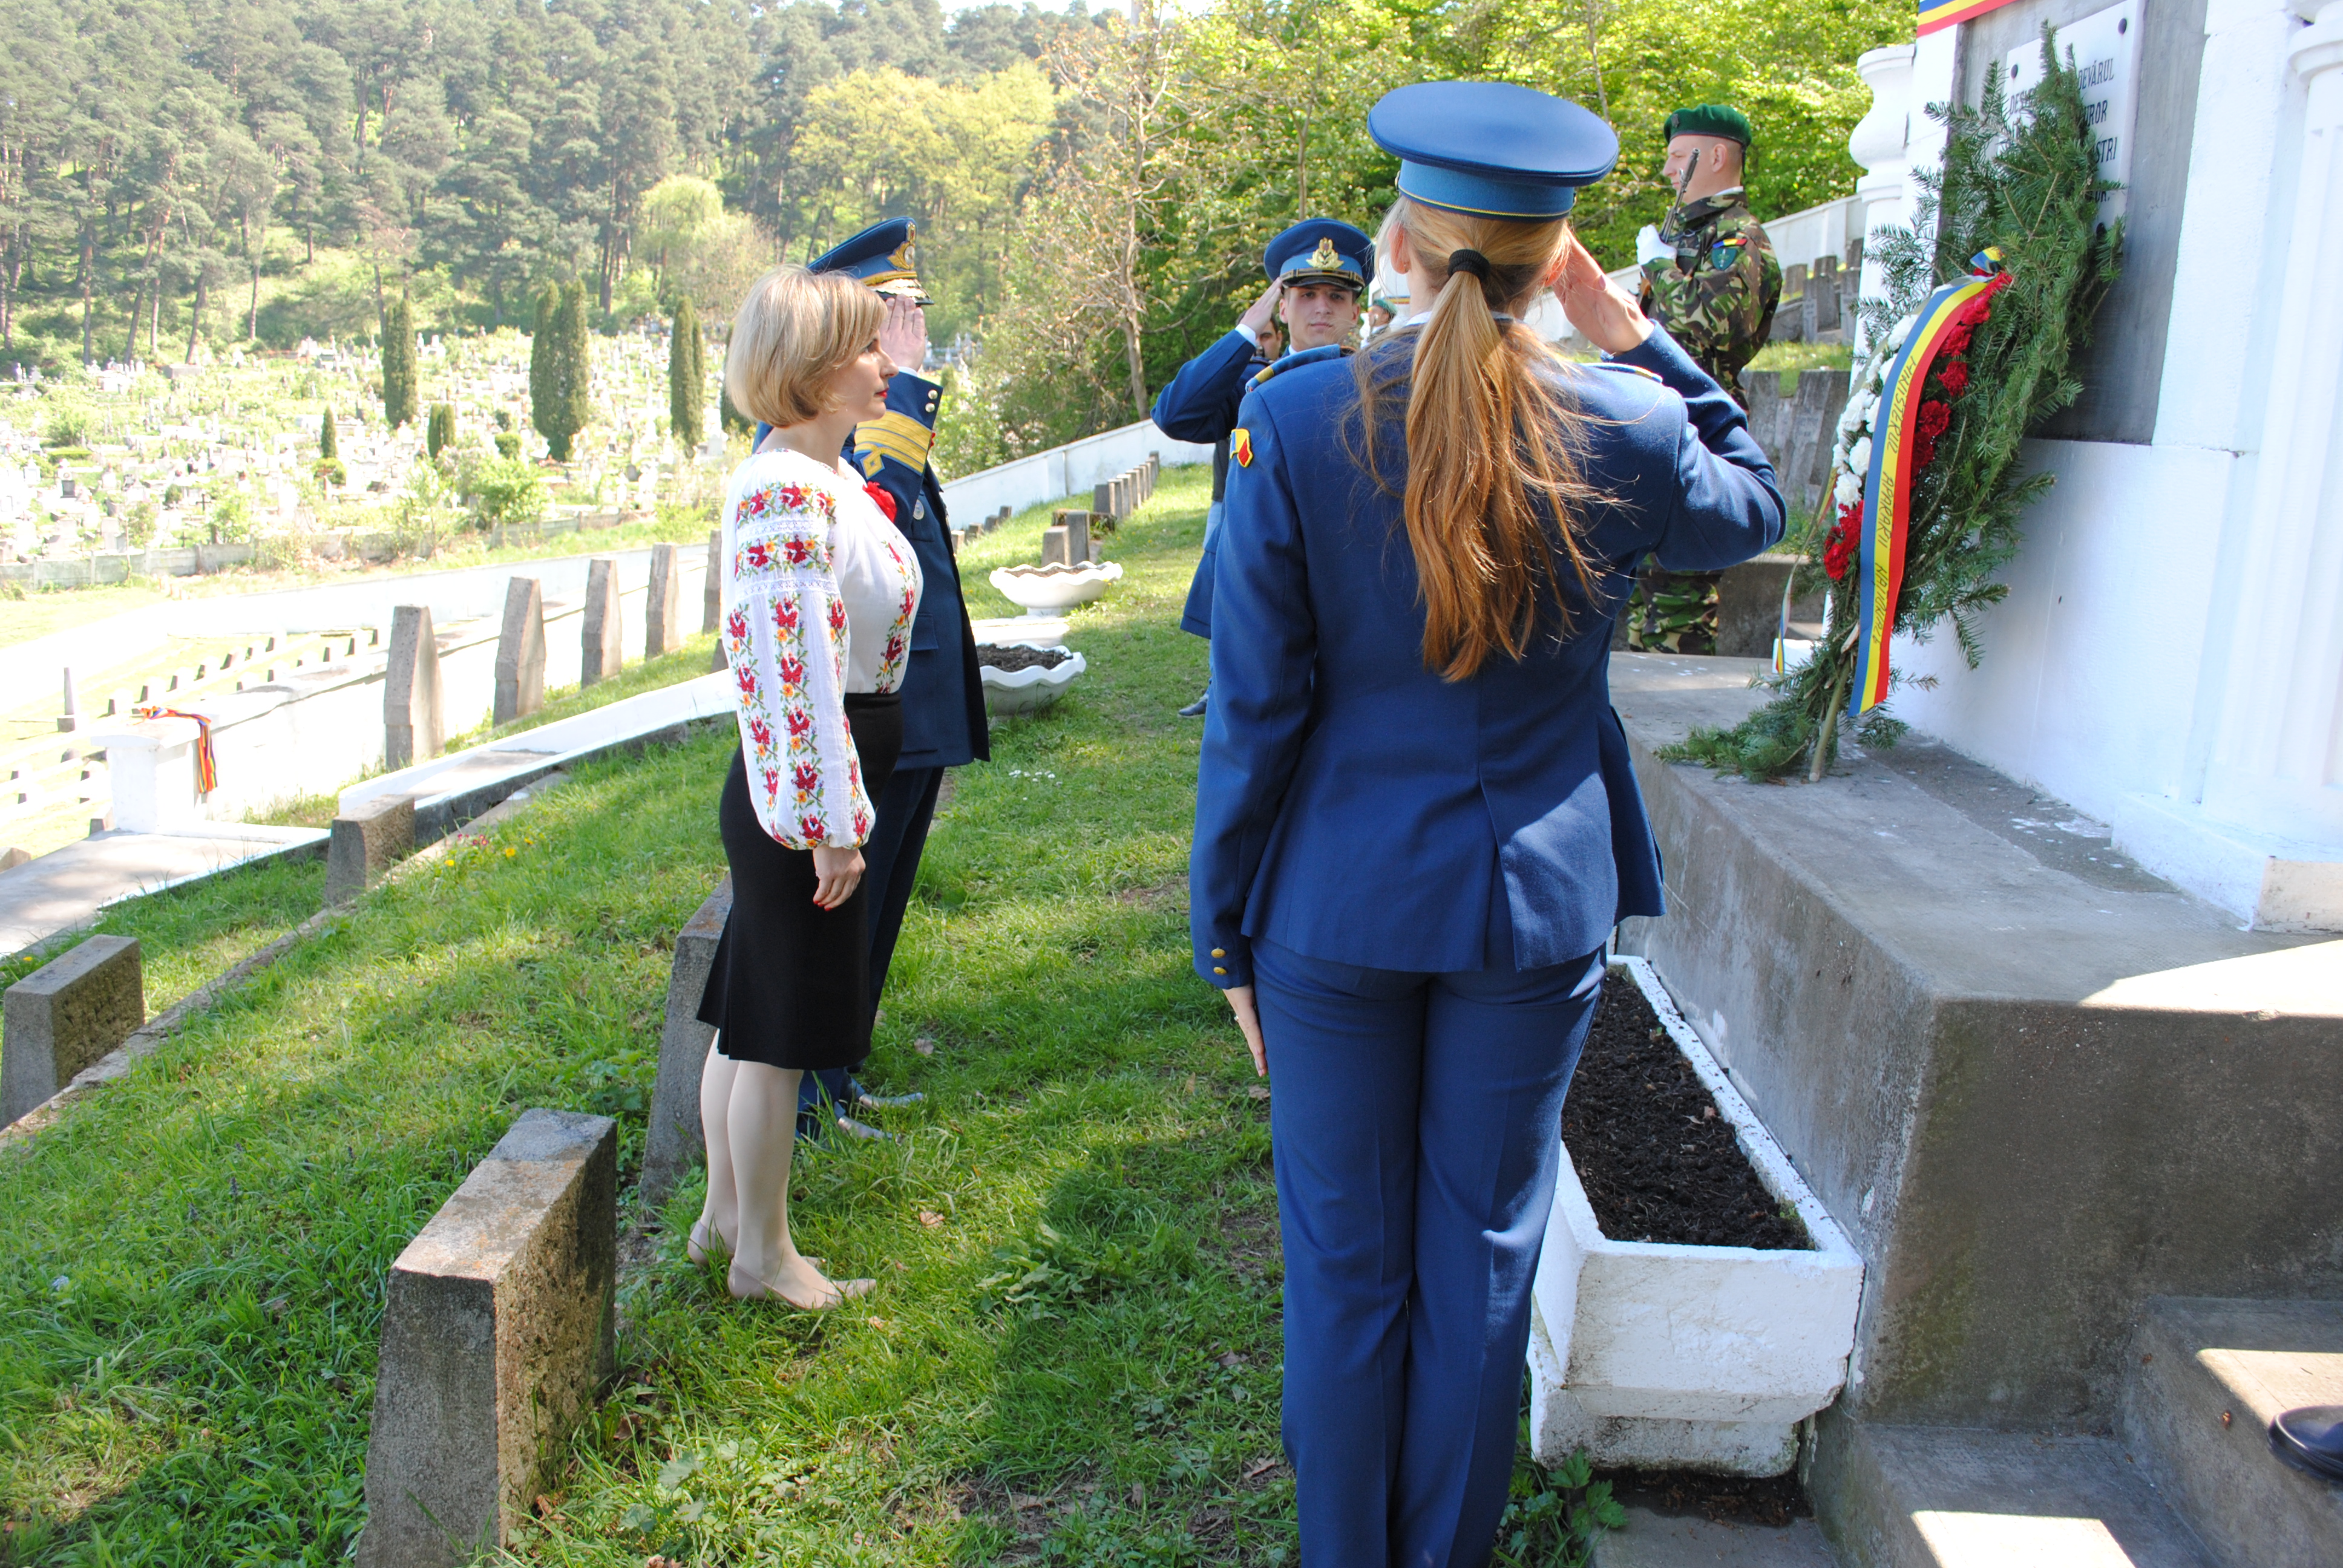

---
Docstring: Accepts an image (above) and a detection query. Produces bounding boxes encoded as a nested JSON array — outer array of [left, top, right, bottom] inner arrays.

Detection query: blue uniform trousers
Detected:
[[798, 763, 945, 1117], [1255, 937, 1605, 1568]]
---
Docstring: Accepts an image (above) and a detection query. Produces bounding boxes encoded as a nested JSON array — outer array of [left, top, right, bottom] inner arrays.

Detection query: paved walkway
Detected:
[[0, 825, 327, 955]]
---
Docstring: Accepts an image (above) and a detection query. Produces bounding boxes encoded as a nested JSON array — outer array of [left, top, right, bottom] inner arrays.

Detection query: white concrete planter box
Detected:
[[1529, 956, 1863, 1477], [980, 647, 1086, 717]]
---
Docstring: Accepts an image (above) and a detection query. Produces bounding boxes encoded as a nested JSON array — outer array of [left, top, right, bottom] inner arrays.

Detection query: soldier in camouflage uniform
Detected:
[[1627, 103, 1782, 653]]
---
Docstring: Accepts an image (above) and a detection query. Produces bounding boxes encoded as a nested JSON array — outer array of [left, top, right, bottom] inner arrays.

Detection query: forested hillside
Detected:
[[0, 0, 1910, 462]]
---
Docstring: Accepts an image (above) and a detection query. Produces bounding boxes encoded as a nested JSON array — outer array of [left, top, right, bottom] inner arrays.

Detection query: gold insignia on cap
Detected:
[[1308, 238, 1342, 270]]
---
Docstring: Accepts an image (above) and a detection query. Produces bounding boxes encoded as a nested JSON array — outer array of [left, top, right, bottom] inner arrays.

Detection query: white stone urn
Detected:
[[1528, 956, 1864, 1477], [979, 645, 1087, 717], [988, 561, 1123, 615]]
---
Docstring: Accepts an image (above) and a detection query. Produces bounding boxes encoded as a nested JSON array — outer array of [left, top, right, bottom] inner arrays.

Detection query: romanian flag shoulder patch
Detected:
[[1231, 428, 1254, 467]]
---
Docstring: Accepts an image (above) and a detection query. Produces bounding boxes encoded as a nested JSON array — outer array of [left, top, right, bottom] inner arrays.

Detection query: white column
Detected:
[[2200, 0, 2343, 851], [1846, 33, 1962, 356]]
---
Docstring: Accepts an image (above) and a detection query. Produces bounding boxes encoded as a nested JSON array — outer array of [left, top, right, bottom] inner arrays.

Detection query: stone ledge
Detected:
[[2, 935, 143, 1127], [357, 1108, 617, 1567], [1607, 655, 2343, 1430], [640, 880, 733, 1206]]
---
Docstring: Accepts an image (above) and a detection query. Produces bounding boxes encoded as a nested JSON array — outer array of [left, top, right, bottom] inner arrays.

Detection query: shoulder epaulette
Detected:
[[1250, 343, 1354, 388], [1594, 361, 1663, 384]]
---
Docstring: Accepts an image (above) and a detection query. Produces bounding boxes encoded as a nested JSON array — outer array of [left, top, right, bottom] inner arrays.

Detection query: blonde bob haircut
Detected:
[[724, 265, 886, 429]]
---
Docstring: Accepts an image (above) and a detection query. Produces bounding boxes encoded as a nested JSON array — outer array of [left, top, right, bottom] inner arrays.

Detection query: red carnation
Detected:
[[1917, 400, 1951, 439], [863, 482, 897, 522], [1823, 501, 1863, 581]]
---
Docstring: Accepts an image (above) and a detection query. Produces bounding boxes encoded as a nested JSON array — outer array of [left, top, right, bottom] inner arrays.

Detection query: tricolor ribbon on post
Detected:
[[133, 706, 219, 794], [1850, 250, 2011, 719]]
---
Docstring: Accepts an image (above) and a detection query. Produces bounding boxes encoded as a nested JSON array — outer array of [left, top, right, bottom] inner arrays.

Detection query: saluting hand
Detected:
[[1238, 279, 1285, 341], [1557, 234, 1654, 356], [877, 294, 928, 374]]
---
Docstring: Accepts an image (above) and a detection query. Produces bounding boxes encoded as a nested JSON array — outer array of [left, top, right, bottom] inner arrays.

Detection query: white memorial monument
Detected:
[[1852, 0, 2343, 932]]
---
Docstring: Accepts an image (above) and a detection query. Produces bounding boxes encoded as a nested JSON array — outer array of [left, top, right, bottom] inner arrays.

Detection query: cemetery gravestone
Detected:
[[581, 558, 623, 687], [326, 795, 417, 906], [493, 578, 546, 727], [644, 543, 683, 659], [384, 606, 444, 771], [703, 528, 721, 634], [640, 880, 735, 1204], [356, 1108, 617, 1568], [2, 935, 143, 1128]]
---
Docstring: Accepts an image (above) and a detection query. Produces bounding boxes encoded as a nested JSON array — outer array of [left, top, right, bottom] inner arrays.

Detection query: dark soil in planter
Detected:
[[1601, 1466, 1811, 1526], [1561, 976, 1810, 1250], [977, 644, 1070, 672]]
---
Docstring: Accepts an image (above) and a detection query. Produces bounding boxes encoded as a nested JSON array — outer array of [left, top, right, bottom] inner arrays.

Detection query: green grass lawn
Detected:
[[0, 464, 1303, 1565]]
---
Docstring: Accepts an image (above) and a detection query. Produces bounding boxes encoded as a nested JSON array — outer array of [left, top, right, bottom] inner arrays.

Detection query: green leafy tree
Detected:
[[318, 403, 337, 462], [425, 402, 455, 460], [667, 297, 704, 452], [380, 291, 418, 428]]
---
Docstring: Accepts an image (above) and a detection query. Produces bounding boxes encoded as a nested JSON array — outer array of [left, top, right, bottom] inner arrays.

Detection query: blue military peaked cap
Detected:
[[1265, 219, 1373, 290], [1369, 82, 1619, 219], [811, 217, 931, 304]]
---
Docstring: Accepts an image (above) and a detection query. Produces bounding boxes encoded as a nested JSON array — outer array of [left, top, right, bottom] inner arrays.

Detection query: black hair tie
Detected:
[[1447, 249, 1492, 283]]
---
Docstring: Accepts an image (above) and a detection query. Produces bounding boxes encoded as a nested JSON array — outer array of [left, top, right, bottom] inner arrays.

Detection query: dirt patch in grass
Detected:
[[1562, 978, 1809, 1250]]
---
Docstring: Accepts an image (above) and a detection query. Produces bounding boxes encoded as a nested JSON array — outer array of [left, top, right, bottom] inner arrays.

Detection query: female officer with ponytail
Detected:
[[1190, 82, 1784, 1566]]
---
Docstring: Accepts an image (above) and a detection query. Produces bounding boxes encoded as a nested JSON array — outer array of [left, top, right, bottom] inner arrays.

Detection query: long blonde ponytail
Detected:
[[1354, 197, 1607, 681]]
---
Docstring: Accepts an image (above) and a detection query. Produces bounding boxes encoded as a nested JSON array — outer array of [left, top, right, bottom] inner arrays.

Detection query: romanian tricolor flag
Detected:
[[1850, 252, 2011, 717], [1231, 427, 1254, 468], [134, 706, 219, 794], [1918, 0, 2019, 34]]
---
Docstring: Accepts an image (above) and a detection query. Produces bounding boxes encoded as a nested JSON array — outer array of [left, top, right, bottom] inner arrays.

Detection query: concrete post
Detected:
[[88, 716, 203, 831], [1846, 44, 1916, 349], [703, 528, 721, 633], [356, 1109, 617, 1568], [1093, 481, 1114, 519], [581, 558, 622, 687], [644, 543, 681, 659], [326, 795, 416, 906], [640, 880, 734, 1206], [384, 606, 444, 772], [1042, 525, 1072, 567], [57, 667, 78, 733], [3, 935, 142, 1128], [493, 578, 545, 727]]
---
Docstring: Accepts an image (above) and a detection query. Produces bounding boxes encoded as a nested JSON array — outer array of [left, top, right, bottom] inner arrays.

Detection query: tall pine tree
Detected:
[[319, 405, 337, 460], [668, 298, 704, 452], [380, 292, 418, 428], [532, 281, 591, 462]]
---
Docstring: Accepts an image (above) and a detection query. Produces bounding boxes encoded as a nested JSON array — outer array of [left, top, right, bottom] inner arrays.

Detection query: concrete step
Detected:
[[1824, 1423, 2214, 1568], [1594, 1503, 1841, 1566], [2122, 1297, 2343, 1568]]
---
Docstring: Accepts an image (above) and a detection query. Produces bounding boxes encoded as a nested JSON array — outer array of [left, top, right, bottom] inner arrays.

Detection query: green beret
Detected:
[[1664, 104, 1752, 146]]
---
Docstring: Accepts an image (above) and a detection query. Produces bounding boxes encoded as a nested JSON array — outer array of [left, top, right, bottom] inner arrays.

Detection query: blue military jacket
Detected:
[[1190, 327, 1783, 987], [1151, 327, 1271, 638], [848, 371, 989, 770]]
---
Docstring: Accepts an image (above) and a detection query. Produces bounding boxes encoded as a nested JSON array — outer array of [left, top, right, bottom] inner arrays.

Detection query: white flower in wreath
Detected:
[[1838, 396, 1872, 438], [1835, 468, 1864, 507], [1887, 313, 1919, 350], [1849, 436, 1873, 475]]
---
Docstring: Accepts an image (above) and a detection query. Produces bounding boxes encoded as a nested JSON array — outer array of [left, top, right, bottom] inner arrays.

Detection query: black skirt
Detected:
[[698, 690, 903, 1071]]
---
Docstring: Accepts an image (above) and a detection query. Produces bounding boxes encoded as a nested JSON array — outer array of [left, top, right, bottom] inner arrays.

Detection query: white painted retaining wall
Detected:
[[940, 420, 1214, 525]]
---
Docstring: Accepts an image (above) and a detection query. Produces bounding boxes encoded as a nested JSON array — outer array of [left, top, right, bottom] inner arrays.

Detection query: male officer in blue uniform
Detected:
[[770, 219, 989, 1136], [1150, 218, 1372, 716]]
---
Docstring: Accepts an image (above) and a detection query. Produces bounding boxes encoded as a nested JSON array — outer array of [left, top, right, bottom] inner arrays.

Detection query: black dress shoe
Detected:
[[1178, 687, 1210, 717], [2270, 1406, 2343, 1482]]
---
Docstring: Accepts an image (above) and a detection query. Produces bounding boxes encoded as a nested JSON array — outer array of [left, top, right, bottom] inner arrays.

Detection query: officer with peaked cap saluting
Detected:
[[761, 218, 988, 1137], [1628, 103, 1782, 653], [1191, 81, 1781, 1562], [1150, 218, 1373, 716]]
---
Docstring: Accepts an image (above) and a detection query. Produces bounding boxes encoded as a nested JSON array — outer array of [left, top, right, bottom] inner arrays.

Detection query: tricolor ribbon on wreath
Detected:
[[132, 705, 219, 793], [1839, 249, 2012, 719]]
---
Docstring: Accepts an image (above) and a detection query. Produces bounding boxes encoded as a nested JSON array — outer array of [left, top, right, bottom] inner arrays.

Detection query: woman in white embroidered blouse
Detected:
[[690, 265, 923, 1310]]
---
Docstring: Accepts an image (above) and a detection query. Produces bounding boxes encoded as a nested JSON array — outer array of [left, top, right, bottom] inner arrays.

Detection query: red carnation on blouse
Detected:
[[863, 482, 897, 522]]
